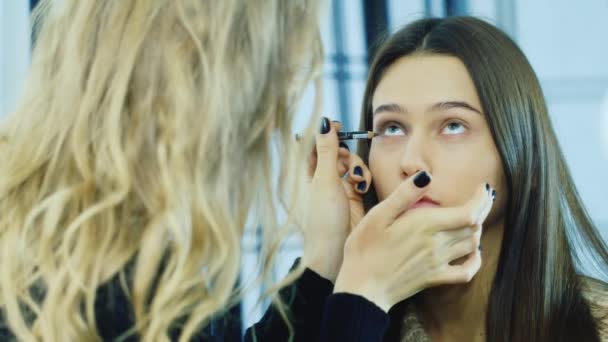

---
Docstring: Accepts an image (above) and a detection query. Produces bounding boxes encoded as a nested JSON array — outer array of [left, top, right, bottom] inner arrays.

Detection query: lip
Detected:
[[410, 196, 440, 210]]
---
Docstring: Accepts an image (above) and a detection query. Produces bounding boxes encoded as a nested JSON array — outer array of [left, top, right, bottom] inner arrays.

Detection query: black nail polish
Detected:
[[354, 166, 363, 176], [357, 181, 366, 191], [413, 171, 431, 188], [479, 245, 483, 252], [485, 183, 490, 192], [320, 117, 330, 134], [339, 142, 350, 151], [491, 190, 497, 201]]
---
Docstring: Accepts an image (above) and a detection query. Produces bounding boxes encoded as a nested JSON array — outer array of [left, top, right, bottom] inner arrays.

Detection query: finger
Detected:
[[439, 249, 482, 284], [338, 142, 350, 157], [311, 143, 349, 178], [341, 177, 360, 201], [363, 170, 431, 228], [345, 156, 372, 195], [443, 225, 481, 262], [314, 117, 340, 180], [332, 120, 343, 132], [412, 183, 493, 233], [476, 184, 495, 225], [303, 120, 344, 177], [335, 122, 349, 159], [337, 158, 349, 177], [311, 155, 348, 179], [307, 150, 317, 178], [353, 178, 369, 194], [345, 154, 366, 182], [436, 225, 478, 248]]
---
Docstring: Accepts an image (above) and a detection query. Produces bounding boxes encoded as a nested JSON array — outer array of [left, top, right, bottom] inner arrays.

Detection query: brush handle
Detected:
[[338, 131, 374, 141]]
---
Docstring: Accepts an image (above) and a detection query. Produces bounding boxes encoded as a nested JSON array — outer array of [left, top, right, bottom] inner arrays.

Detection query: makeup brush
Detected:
[[295, 131, 377, 141], [337, 131, 377, 141]]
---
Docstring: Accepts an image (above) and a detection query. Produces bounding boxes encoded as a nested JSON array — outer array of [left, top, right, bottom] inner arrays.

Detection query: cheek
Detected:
[[434, 143, 505, 207], [369, 144, 400, 201], [485, 149, 508, 223]]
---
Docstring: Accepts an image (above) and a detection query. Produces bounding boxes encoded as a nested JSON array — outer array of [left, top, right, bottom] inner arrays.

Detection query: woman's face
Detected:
[[369, 54, 506, 224]]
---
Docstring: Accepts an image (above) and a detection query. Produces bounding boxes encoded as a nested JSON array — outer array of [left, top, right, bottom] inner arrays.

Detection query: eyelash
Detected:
[[374, 121, 404, 136], [442, 120, 468, 134], [375, 119, 469, 136]]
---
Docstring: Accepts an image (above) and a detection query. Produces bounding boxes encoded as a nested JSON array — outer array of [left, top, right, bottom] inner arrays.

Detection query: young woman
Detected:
[[0, 0, 326, 340], [297, 16, 608, 342]]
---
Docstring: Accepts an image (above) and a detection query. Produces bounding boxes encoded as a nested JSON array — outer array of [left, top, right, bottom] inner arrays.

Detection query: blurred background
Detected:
[[2, 0, 607, 335]]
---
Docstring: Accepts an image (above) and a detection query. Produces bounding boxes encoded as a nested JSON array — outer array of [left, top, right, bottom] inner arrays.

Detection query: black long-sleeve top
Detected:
[[245, 264, 390, 342], [0, 261, 393, 341]]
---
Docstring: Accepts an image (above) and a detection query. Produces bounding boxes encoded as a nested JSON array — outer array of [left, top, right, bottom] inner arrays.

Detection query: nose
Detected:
[[399, 134, 431, 178]]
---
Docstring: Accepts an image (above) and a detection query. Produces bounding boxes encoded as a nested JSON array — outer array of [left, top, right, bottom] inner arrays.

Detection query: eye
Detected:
[[441, 121, 466, 135], [380, 123, 405, 136]]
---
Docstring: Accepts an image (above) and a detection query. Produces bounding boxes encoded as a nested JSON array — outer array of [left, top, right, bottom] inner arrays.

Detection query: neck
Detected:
[[416, 221, 504, 342]]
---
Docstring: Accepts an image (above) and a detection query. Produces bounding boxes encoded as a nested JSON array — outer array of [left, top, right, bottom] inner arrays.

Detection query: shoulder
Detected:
[[580, 275, 608, 340]]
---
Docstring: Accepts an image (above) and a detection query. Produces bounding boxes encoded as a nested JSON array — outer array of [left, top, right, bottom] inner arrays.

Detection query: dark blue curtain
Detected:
[[446, 0, 468, 16], [362, 0, 389, 64]]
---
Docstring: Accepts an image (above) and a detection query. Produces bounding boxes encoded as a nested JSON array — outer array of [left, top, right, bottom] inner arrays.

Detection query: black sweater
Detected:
[[0, 262, 393, 341], [245, 265, 390, 342]]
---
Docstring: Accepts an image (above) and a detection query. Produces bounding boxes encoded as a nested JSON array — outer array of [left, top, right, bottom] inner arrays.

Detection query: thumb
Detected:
[[314, 117, 339, 179], [365, 171, 432, 228]]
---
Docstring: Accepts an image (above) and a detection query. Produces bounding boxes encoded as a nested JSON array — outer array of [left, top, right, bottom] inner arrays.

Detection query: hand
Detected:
[[301, 118, 372, 282], [334, 172, 495, 312]]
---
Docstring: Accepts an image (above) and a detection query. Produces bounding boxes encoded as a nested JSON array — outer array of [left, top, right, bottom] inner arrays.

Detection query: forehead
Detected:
[[372, 54, 482, 111]]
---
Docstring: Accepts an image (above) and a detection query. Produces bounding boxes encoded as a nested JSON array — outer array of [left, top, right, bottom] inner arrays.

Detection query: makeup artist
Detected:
[[0, 0, 332, 340]]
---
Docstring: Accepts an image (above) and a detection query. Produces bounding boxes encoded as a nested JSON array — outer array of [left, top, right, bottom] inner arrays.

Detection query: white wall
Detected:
[[0, 1, 30, 118], [515, 0, 608, 238]]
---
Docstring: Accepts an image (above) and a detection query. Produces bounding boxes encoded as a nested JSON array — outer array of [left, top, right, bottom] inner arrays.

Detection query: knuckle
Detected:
[[459, 273, 471, 283], [428, 247, 441, 267], [455, 269, 472, 283], [422, 238, 434, 252], [431, 255, 442, 269], [464, 211, 477, 227], [465, 263, 481, 282], [464, 269, 476, 282], [469, 236, 478, 250]]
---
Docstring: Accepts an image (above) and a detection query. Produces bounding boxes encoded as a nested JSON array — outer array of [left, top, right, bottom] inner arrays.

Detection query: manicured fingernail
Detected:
[[491, 190, 497, 201], [339, 142, 350, 151], [357, 181, 366, 191], [413, 171, 431, 188], [320, 117, 330, 134], [485, 183, 490, 192], [354, 166, 363, 176]]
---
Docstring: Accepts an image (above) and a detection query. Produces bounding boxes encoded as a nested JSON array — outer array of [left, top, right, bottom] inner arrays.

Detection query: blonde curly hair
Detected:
[[0, 0, 323, 340]]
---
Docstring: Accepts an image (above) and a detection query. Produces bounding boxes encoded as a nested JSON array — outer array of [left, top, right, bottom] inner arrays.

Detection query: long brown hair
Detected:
[[357, 16, 608, 341]]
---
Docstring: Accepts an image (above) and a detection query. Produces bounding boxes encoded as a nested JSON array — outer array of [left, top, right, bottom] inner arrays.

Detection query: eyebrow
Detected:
[[373, 101, 483, 116]]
